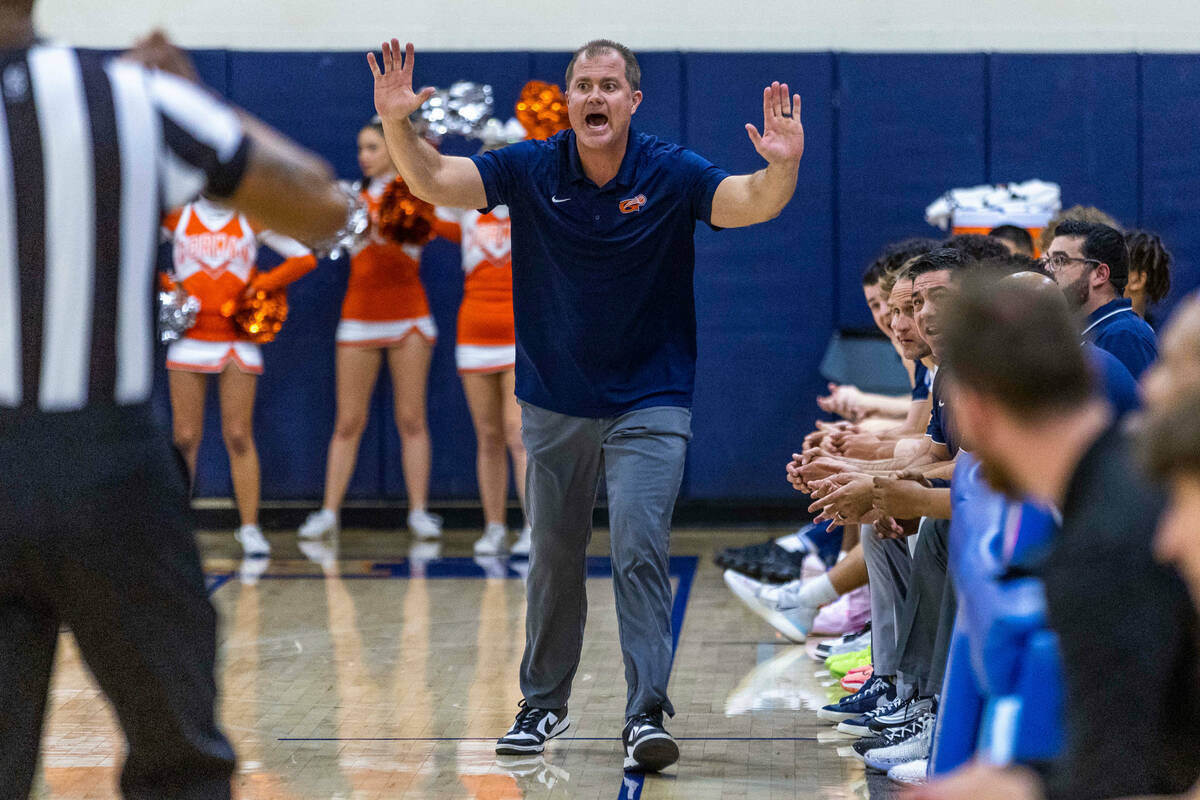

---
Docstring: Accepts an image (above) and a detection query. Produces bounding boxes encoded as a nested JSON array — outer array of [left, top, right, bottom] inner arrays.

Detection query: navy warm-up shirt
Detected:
[[1082, 297, 1158, 380], [911, 360, 931, 402], [1083, 342, 1140, 418], [471, 129, 729, 417], [925, 367, 959, 457]]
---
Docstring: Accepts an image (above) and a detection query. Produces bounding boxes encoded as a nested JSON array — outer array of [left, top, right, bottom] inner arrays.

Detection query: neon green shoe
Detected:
[[826, 646, 871, 679]]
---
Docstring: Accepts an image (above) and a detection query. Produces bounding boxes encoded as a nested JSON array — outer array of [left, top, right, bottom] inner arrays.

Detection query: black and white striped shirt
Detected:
[[0, 43, 249, 413]]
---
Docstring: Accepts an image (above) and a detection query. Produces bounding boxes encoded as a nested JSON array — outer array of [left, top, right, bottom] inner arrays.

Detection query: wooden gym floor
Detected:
[[32, 526, 897, 799]]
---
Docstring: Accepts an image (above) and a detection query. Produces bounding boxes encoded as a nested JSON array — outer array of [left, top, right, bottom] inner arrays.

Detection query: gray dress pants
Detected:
[[861, 524, 913, 677], [518, 402, 691, 720], [897, 517, 957, 697]]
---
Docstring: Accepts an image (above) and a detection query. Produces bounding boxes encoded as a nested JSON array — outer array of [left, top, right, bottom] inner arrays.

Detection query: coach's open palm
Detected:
[[368, 40, 435, 122], [745, 82, 804, 165]]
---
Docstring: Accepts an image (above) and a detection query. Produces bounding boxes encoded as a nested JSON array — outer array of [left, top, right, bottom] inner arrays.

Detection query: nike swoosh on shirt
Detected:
[[551, 195, 571, 203]]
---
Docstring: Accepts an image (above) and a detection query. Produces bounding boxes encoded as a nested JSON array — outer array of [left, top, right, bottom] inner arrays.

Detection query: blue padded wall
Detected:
[[989, 54, 1139, 228], [1141, 55, 1200, 315], [190, 50, 229, 97], [160, 48, 1200, 505], [836, 54, 988, 331], [685, 53, 835, 499]]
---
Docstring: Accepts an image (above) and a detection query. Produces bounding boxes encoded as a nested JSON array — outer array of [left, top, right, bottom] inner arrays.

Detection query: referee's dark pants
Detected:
[[0, 405, 234, 799]]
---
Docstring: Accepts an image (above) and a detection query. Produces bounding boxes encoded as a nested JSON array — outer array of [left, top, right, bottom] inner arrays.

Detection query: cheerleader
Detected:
[[299, 117, 450, 540], [164, 197, 316, 557], [438, 200, 531, 555]]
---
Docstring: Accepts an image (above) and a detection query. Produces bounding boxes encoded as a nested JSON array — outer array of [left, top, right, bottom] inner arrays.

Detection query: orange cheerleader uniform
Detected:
[[436, 205, 516, 374], [336, 177, 449, 347], [162, 197, 316, 374]]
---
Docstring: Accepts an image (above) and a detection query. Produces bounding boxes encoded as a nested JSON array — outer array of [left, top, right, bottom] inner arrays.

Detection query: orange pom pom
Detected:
[[222, 288, 288, 344], [516, 80, 570, 140], [377, 177, 437, 246]]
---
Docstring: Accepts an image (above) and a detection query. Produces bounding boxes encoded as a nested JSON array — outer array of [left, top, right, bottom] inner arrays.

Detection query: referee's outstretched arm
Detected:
[[125, 31, 356, 247]]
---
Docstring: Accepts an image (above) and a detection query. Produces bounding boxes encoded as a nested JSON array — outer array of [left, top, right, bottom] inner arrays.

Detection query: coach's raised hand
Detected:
[[368, 40, 436, 122], [364, 39, 487, 211], [745, 81, 804, 166], [708, 80, 804, 228]]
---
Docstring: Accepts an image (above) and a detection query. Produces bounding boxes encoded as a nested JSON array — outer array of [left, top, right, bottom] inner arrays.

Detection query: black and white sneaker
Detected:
[[622, 710, 679, 772], [867, 695, 935, 733], [814, 624, 872, 661], [837, 692, 911, 737], [817, 674, 895, 722], [850, 729, 895, 759], [495, 700, 570, 755]]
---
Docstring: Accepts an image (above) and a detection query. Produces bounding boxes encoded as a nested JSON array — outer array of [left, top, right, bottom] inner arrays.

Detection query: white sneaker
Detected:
[[863, 712, 936, 772], [298, 508, 338, 539], [801, 553, 827, 580], [887, 758, 929, 785], [235, 524, 270, 557], [774, 530, 807, 551], [474, 522, 509, 555], [408, 509, 443, 539], [723, 570, 818, 643], [824, 628, 872, 658], [511, 524, 532, 557]]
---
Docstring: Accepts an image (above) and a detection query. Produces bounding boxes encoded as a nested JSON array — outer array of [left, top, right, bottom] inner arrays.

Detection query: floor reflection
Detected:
[[725, 643, 842, 716], [35, 531, 883, 799]]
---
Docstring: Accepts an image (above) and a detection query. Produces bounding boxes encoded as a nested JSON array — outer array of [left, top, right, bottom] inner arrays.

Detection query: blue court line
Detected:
[[205, 574, 232, 595], [627, 555, 697, 798]]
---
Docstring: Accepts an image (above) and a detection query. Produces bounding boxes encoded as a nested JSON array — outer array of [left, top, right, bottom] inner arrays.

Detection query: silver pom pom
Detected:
[[412, 81, 496, 141], [158, 288, 199, 343]]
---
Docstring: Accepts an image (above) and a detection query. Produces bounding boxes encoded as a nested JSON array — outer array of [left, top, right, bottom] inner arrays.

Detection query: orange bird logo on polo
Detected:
[[619, 194, 647, 214]]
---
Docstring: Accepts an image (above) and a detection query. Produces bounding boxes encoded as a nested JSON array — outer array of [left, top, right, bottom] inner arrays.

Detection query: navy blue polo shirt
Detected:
[[1084, 342, 1140, 418], [1082, 298, 1158, 380], [471, 129, 729, 417], [925, 367, 959, 457], [911, 360, 932, 402]]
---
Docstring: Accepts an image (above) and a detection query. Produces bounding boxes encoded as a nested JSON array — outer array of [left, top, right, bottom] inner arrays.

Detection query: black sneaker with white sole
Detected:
[[495, 700, 570, 755], [851, 726, 903, 760], [622, 710, 679, 772], [817, 674, 895, 722], [867, 695, 935, 733], [837, 693, 911, 737]]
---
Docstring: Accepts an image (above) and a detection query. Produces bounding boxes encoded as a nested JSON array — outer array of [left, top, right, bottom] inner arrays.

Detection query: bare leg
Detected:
[[168, 369, 209, 484], [217, 365, 259, 528], [321, 346, 384, 511], [386, 334, 434, 511], [827, 543, 868, 594], [461, 370, 508, 527], [841, 523, 861, 551]]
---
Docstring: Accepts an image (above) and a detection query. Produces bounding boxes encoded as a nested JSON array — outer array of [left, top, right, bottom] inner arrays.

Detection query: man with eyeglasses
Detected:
[[1043, 219, 1158, 379]]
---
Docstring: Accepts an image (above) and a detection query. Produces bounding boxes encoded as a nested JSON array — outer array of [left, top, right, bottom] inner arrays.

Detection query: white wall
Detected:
[[35, 0, 1200, 51]]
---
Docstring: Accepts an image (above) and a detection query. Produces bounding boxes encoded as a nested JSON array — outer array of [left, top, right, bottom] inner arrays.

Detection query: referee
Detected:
[[0, 5, 361, 797], [369, 38, 804, 771]]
